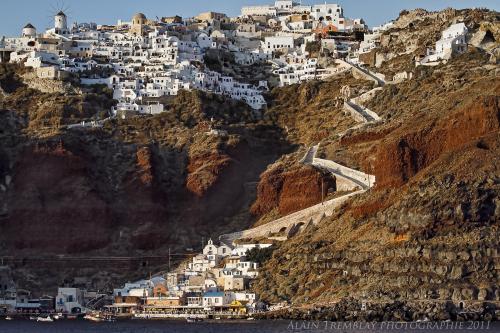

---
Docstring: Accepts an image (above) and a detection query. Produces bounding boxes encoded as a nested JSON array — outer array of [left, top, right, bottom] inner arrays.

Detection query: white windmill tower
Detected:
[[54, 11, 69, 35]]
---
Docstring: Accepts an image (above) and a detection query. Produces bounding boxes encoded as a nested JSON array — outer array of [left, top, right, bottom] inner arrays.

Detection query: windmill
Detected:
[[45, 1, 73, 32]]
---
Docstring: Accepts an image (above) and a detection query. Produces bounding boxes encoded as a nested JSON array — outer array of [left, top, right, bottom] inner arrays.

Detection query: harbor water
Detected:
[[0, 319, 499, 333]]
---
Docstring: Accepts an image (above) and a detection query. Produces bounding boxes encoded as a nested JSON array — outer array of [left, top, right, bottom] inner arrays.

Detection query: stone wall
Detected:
[[221, 191, 362, 243], [21, 72, 79, 94], [312, 158, 375, 189]]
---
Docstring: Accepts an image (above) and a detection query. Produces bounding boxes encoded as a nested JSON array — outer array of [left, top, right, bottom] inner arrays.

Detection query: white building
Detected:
[[275, 0, 295, 11], [112, 102, 165, 115], [232, 292, 256, 304], [311, 4, 344, 27], [263, 36, 294, 53], [187, 254, 215, 273], [435, 23, 468, 56], [231, 243, 273, 257], [55, 288, 85, 314], [203, 238, 233, 257], [241, 5, 277, 17], [113, 280, 155, 297], [202, 291, 231, 307], [276, 58, 318, 86], [236, 261, 259, 277], [422, 23, 468, 64]]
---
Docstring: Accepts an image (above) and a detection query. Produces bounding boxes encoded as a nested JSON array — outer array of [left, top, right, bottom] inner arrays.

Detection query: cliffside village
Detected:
[[1, 239, 273, 319], [0, 1, 469, 119], [0, 1, 473, 321]]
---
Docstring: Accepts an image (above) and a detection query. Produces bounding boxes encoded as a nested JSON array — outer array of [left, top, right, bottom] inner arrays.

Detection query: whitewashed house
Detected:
[[231, 243, 273, 256], [112, 102, 164, 115], [311, 4, 344, 29], [202, 291, 231, 307], [421, 23, 468, 64], [435, 23, 468, 57], [56, 288, 85, 314], [241, 5, 277, 17], [263, 36, 294, 53]]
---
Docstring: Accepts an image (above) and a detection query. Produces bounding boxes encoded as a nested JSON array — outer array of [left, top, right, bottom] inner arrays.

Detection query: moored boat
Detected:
[[36, 316, 54, 322], [84, 314, 104, 322], [186, 317, 203, 323]]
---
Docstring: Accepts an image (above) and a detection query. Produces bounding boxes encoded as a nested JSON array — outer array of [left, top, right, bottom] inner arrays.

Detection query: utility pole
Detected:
[[168, 247, 171, 271]]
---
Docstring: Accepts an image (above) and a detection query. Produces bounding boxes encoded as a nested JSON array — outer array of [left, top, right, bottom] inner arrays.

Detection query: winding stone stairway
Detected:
[[219, 145, 375, 244], [220, 61, 386, 244], [343, 100, 381, 123]]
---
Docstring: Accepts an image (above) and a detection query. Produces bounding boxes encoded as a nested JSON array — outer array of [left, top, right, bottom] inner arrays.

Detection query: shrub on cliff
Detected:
[[246, 246, 276, 266], [305, 41, 321, 56], [0, 63, 25, 93]]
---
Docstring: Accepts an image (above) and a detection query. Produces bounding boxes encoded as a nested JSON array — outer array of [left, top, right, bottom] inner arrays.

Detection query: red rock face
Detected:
[[374, 96, 499, 189], [251, 164, 336, 218], [186, 152, 233, 197], [2, 141, 174, 253], [120, 146, 170, 250], [136, 147, 154, 186], [5, 142, 112, 253], [250, 164, 284, 217]]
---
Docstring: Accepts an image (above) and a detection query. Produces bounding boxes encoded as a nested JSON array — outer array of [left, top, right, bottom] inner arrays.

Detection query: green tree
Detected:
[[246, 246, 275, 265]]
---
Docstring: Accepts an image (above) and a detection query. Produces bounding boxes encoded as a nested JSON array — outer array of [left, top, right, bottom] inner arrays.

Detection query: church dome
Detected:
[[133, 13, 146, 20], [132, 13, 147, 25]]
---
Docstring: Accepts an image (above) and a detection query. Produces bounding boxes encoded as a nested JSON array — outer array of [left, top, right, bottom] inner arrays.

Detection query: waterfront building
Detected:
[[55, 287, 85, 314]]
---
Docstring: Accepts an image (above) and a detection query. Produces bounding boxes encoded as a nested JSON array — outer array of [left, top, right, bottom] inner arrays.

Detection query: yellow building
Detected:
[[228, 300, 247, 314]]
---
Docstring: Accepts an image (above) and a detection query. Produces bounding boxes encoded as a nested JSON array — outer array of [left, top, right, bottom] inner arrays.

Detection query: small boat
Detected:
[[29, 316, 38, 321], [215, 316, 221, 320], [84, 314, 104, 322], [104, 316, 116, 322], [5, 316, 13, 321], [186, 317, 203, 323], [247, 317, 255, 320], [37, 316, 54, 322]]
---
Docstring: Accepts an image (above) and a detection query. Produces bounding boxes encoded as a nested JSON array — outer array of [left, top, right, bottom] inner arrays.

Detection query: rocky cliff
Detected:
[[252, 8, 500, 320], [0, 65, 291, 292], [250, 156, 336, 226], [0, 8, 499, 312]]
